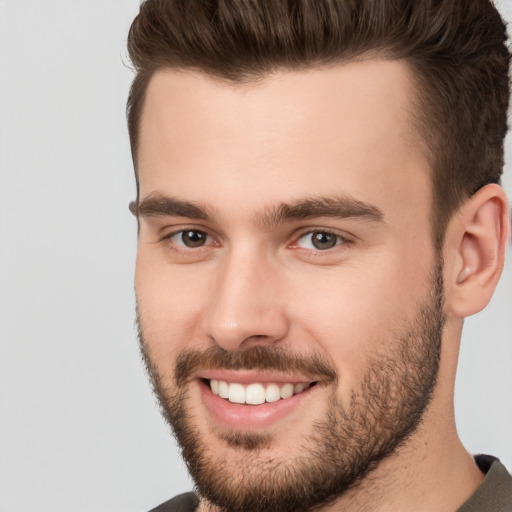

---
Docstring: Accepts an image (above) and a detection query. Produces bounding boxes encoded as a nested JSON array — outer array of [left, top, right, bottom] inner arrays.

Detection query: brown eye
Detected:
[[311, 232, 338, 250], [170, 230, 210, 248], [296, 231, 343, 250]]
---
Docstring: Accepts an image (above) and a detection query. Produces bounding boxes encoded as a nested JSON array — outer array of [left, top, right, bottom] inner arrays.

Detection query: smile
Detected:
[[208, 379, 314, 405], [197, 373, 320, 429]]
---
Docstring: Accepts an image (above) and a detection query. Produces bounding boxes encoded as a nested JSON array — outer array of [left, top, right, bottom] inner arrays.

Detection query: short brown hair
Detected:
[[126, 0, 510, 249]]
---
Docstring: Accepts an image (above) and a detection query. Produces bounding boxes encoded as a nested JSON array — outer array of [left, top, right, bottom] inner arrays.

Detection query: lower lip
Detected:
[[199, 380, 315, 430]]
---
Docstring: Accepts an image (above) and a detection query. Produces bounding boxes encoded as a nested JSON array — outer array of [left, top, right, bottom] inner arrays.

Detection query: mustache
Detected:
[[174, 345, 338, 387]]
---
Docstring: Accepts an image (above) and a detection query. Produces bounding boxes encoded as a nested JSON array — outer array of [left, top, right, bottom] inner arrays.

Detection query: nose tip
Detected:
[[204, 256, 289, 351], [208, 312, 289, 351]]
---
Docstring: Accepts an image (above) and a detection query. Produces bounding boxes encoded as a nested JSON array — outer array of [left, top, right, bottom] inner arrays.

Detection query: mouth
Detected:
[[207, 379, 316, 405], [197, 373, 319, 430]]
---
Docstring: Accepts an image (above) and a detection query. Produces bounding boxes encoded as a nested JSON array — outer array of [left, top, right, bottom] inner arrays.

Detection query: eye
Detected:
[[169, 229, 211, 248], [295, 231, 345, 250]]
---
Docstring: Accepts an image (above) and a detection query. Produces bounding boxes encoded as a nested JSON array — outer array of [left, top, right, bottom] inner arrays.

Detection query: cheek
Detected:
[[288, 255, 431, 387], [135, 250, 210, 363]]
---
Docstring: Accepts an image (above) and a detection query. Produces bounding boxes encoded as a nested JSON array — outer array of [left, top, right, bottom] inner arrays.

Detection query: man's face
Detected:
[[135, 60, 445, 511]]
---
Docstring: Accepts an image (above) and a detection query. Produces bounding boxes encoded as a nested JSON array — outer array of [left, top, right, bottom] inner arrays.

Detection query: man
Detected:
[[126, 0, 512, 511]]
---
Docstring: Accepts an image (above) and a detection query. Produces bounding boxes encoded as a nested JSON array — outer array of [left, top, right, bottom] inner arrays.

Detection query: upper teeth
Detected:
[[209, 380, 309, 405]]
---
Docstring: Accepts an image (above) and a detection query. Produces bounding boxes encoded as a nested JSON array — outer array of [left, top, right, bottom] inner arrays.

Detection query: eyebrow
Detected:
[[261, 196, 384, 227], [129, 194, 211, 220], [130, 193, 384, 225]]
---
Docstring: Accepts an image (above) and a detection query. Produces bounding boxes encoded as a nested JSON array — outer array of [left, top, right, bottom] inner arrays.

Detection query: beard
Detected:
[[137, 260, 445, 512]]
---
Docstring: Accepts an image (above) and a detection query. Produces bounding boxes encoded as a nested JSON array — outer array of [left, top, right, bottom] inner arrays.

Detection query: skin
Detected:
[[134, 59, 509, 511]]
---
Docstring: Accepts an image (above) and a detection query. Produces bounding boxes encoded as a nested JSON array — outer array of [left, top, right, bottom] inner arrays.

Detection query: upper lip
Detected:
[[197, 369, 316, 384]]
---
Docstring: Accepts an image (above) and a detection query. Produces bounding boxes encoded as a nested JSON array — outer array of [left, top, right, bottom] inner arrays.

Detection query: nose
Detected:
[[203, 249, 289, 351]]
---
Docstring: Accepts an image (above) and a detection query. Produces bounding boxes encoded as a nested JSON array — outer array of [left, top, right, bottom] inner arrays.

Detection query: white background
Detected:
[[0, 1, 510, 511]]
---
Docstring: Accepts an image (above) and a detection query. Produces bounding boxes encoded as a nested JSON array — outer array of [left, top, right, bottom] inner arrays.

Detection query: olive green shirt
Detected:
[[457, 455, 512, 511]]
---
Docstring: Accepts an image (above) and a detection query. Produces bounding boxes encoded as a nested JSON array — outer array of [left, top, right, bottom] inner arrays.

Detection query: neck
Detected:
[[317, 422, 482, 512]]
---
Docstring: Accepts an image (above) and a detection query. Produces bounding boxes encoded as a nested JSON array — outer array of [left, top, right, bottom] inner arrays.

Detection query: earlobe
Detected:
[[446, 184, 510, 317]]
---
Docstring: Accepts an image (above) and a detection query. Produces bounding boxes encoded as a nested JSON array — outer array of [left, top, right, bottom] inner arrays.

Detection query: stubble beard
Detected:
[[137, 261, 445, 512]]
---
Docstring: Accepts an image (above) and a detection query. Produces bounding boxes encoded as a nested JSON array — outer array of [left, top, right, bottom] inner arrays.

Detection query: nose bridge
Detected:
[[204, 243, 288, 350]]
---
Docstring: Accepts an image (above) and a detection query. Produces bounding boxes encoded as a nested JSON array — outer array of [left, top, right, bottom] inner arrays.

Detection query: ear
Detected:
[[444, 184, 510, 318]]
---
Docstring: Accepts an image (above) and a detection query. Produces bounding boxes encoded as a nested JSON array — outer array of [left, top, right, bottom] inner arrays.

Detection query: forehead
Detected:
[[137, 60, 431, 227]]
